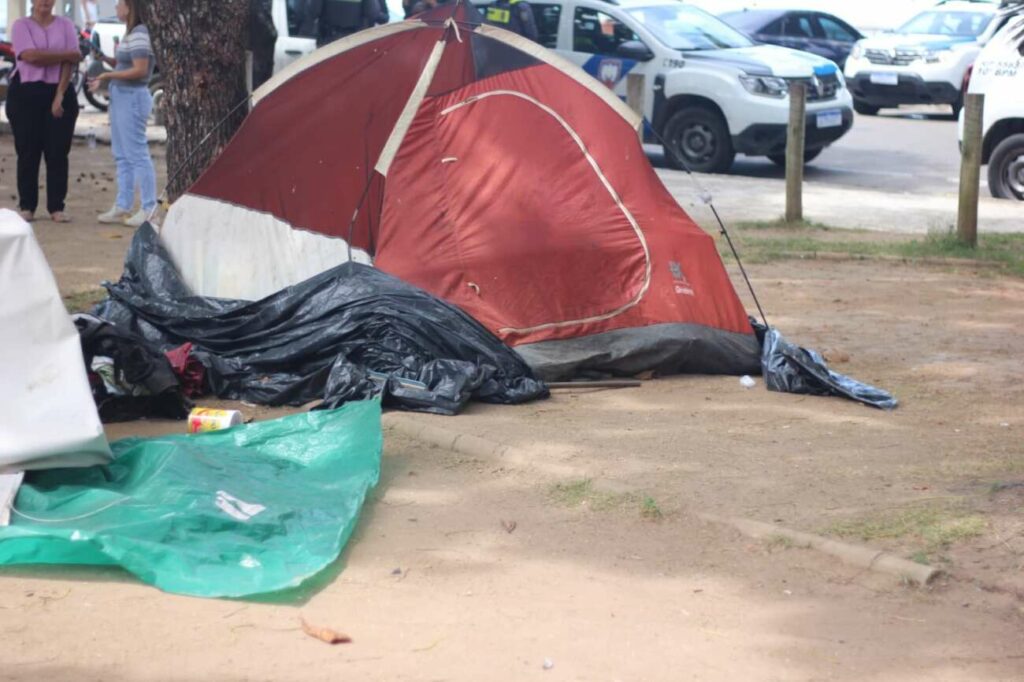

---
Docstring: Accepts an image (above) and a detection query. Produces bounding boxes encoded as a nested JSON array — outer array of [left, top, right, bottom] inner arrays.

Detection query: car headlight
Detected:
[[923, 48, 952, 63], [850, 43, 864, 60], [835, 71, 846, 89], [739, 75, 789, 98]]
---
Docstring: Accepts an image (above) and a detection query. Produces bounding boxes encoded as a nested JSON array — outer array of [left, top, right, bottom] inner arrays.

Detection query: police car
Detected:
[[843, 1, 1013, 116], [959, 4, 1024, 199], [477, 0, 853, 173]]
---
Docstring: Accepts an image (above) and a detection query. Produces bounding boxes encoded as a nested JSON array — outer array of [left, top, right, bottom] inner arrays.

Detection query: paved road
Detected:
[[649, 105, 969, 196]]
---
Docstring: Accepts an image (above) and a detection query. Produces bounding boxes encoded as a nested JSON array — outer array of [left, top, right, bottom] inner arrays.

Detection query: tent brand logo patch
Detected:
[[669, 261, 695, 296], [215, 490, 267, 522], [598, 59, 623, 87]]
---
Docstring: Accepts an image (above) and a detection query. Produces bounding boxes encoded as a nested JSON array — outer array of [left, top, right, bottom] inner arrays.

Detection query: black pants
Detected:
[[4, 76, 79, 214]]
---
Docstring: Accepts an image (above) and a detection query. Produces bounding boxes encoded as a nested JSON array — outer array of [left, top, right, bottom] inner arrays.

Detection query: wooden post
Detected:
[[785, 82, 807, 224], [626, 73, 644, 140], [957, 93, 984, 248]]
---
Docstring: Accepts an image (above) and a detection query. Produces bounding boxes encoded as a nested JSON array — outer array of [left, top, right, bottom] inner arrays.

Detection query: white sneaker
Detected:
[[98, 206, 132, 224], [123, 209, 149, 227]]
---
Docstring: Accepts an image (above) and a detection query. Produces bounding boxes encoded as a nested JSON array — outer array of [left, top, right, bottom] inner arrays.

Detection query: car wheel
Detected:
[[853, 99, 879, 116], [988, 133, 1024, 200], [662, 107, 735, 174], [767, 147, 824, 168]]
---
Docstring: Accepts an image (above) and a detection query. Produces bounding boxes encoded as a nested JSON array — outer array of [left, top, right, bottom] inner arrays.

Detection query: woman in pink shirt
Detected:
[[5, 0, 82, 222]]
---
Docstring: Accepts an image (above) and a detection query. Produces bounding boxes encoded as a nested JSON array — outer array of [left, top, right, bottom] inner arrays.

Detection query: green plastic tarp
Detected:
[[0, 400, 382, 599]]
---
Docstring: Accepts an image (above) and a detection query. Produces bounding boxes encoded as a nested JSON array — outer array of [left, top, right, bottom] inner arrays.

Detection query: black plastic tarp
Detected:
[[755, 321, 898, 410], [95, 224, 549, 415]]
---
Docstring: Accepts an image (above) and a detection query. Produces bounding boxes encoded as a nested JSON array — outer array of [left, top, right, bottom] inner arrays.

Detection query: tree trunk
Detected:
[[143, 1, 250, 201]]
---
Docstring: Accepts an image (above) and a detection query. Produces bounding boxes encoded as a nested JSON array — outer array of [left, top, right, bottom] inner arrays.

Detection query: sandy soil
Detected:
[[1, 135, 1022, 681]]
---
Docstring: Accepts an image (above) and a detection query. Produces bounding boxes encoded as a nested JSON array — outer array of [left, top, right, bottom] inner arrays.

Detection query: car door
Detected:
[[273, 0, 316, 74], [778, 12, 820, 57], [562, 2, 657, 113], [813, 13, 861, 69], [752, 16, 786, 49]]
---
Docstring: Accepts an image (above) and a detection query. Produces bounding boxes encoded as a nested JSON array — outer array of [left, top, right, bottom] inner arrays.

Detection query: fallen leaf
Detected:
[[300, 618, 352, 645], [501, 519, 517, 534]]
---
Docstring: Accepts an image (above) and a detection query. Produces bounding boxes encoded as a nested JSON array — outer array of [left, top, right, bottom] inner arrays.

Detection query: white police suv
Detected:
[[960, 4, 1024, 199], [843, 1, 1015, 116], [477, 0, 854, 173]]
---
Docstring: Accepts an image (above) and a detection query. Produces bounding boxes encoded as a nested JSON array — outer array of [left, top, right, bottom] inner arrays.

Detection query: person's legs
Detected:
[[42, 86, 80, 216], [6, 79, 47, 215], [108, 87, 136, 212], [124, 88, 157, 217]]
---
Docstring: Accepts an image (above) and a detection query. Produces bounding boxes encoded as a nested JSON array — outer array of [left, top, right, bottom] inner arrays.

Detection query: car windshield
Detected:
[[896, 10, 993, 37], [627, 5, 754, 51]]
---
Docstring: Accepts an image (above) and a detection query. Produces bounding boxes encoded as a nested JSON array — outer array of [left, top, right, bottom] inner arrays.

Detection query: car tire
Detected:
[[767, 147, 824, 167], [853, 99, 879, 116], [988, 133, 1024, 200], [662, 107, 735, 174]]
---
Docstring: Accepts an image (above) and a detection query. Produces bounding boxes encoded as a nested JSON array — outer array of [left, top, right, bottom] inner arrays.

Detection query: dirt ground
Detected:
[[1, 135, 1023, 681]]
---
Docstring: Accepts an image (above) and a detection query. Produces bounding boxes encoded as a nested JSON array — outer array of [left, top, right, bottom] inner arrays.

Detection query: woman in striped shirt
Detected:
[[90, 0, 158, 227]]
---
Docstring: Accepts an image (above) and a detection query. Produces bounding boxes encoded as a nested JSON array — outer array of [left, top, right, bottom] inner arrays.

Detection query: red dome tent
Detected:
[[159, 3, 760, 379]]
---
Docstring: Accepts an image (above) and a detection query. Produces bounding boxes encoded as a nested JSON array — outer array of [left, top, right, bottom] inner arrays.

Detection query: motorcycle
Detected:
[[82, 30, 110, 111], [0, 40, 16, 103]]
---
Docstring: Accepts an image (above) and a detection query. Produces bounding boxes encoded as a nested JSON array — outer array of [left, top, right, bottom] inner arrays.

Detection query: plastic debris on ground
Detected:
[[96, 224, 548, 415], [756, 323, 898, 410], [0, 400, 383, 599], [74, 313, 192, 422]]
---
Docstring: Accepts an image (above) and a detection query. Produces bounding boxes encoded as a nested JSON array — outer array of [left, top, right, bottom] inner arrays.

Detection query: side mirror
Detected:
[[617, 40, 654, 62]]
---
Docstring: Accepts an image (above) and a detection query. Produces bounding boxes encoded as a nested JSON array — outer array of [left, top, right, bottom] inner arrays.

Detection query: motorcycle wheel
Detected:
[[84, 77, 110, 112]]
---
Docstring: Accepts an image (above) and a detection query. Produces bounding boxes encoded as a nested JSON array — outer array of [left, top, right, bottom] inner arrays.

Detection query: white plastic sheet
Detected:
[[0, 209, 112, 476]]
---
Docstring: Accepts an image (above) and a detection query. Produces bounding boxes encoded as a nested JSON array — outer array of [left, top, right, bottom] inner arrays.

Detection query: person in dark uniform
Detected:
[[250, 0, 278, 89], [483, 0, 539, 42], [301, 0, 384, 46]]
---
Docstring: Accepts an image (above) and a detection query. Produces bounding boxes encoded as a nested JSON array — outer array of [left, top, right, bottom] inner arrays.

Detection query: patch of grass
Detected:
[[990, 480, 1024, 495], [62, 287, 107, 313], [549, 479, 634, 512], [720, 226, 1024, 277], [825, 502, 988, 550], [640, 495, 663, 521], [910, 551, 930, 565], [765, 534, 794, 551], [734, 217, 835, 231]]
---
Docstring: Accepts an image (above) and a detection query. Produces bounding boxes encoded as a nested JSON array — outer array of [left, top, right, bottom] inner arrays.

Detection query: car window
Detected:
[[287, 0, 316, 37], [760, 18, 784, 37], [573, 7, 639, 56], [783, 14, 818, 39], [532, 4, 562, 50], [817, 15, 858, 42], [627, 4, 753, 50], [898, 11, 993, 38]]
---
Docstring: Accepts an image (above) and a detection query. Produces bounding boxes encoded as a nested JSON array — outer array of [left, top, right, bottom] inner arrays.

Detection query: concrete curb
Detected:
[[385, 415, 521, 461], [387, 415, 941, 586], [384, 414, 582, 478], [700, 514, 941, 586]]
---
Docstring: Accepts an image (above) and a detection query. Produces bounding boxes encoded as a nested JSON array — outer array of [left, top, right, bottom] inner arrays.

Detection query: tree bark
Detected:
[[142, 1, 250, 201]]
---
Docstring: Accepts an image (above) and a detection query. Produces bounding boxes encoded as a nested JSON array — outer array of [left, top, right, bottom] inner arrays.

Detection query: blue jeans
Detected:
[[109, 85, 157, 213]]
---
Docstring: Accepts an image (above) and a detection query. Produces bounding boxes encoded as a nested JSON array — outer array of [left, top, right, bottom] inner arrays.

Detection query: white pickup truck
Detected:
[[477, 0, 853, 173]]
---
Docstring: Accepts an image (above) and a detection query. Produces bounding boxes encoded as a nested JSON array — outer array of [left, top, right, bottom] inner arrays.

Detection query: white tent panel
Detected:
[[0, 209, 112, 475]]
